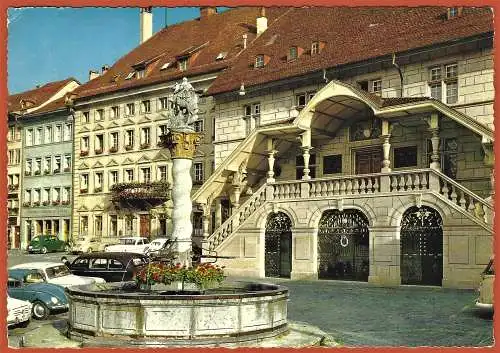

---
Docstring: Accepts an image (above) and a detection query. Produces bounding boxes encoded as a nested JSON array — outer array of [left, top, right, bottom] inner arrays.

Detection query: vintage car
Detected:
[[9, 262, 106, 287], [476, 256, 494, 311], [7, 273, 68, 319], [7, 295, 32, 328], [27, 235, 70, 254], [70, 237, 118, 254], [63, 252, 149, 282], [145, 238, 172, 254], [104, 237, 150, 254]]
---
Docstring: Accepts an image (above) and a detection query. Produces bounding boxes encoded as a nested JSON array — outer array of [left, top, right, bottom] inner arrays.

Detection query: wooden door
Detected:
[[139, 215, 150, 239], [355, 148, 382, 174]]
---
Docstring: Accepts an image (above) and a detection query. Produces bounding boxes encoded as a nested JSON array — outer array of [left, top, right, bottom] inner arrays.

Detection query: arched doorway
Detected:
[[400, 206, 443, 286], [318, 209, 369, 281], [265, 212, 292, 278]]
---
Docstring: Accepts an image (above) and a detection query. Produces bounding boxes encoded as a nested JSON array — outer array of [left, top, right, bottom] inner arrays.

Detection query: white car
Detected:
[[104, 237, 150, 254], [71, 237, 118, 254], [10, 262, 106, 288], [145, 238, 173, 255], [7, 295, 32, 328]]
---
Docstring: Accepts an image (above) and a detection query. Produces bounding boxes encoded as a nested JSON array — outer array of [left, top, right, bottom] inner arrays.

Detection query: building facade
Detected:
[[7, 78, 79, 249], [19, 100, 75, 248], [69, 7, 278, 248], [192, 6, 494, 289]]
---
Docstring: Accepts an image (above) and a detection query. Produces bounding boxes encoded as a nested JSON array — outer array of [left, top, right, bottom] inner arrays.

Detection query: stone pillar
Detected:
[[381, 119, 392, 173], [267, 150, 277, 183], [215, 199, 222, 228], [425, 113, 441, 170], [161, 130, 202, 267], [301, 146, 312, 180], [482, 138, 494, 199]]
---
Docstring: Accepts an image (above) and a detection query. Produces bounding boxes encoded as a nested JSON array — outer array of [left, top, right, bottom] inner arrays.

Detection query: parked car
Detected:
[[63, 252, 149, 282], [7, 295, 32, 328], [476, 256, 494, 311], [104, 237, 150, 254], [145, 238, 172, 255], [70, 237, 118, 254], [7, 273, 68, 319], [27, 235, 70, 254], [9, 262, 106, 288]]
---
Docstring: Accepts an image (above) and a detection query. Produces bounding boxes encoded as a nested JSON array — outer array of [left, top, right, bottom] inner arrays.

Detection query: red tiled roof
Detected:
[[8, 78, 77, 113], [208, 7, 493, 95], [26, 96, 68, 116], [74, 7, 291, 100]]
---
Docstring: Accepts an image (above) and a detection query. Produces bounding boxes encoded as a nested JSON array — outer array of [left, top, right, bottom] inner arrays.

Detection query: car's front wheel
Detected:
[[32, 301, 49, 320], [41, 247, 48, 254]]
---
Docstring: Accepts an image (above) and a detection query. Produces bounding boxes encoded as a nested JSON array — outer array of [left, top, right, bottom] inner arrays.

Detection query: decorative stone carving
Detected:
[[161, 130, 202, 160], [160, 77, 200, 129]]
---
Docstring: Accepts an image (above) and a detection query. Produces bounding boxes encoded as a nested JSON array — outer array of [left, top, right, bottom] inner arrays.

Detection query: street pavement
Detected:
[[6, 250, 493, 347]]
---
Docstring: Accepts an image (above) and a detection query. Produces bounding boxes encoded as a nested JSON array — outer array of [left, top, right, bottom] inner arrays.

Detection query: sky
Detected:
[[7, 7, 227, 94]]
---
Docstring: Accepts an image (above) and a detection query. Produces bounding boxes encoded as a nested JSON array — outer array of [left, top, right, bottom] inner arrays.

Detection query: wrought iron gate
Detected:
[[265, 212, 292, 278], [318, 210, 369, 281], [400, 206, 443, 286]]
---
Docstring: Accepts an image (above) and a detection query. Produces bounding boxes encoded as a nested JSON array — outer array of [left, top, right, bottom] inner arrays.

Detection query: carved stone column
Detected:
[[424, 113, 441, 170], [267, 150, 277, 183], [301, 146, 313, 180], [160, 130, 202, 267], [381, 120, 392, 173], [215, 198, 222, 228], [482, 138, 494, 200]]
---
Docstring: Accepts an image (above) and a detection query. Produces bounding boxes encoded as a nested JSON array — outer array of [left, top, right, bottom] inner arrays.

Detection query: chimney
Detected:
[[101, 65, 110, 75], [89, 70, 100, 81], [200, 7, 217, 19], [140, 7, 153, 44], [256, 7, 267, 36]]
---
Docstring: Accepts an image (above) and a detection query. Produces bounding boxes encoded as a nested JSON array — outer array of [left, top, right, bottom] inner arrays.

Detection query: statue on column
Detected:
[[165, 77, 200, 129]]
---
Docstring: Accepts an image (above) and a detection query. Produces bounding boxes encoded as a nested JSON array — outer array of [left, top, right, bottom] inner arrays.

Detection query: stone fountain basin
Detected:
[[66, 281, 289, 346]]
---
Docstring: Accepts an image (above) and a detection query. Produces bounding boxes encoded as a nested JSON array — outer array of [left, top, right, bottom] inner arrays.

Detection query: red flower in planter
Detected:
[[80, 150, 89, 157], [125, 145, 133, 151], [95, 148, 103, 155], [80, 188, 88, 194], [109, 146, 118, 153]]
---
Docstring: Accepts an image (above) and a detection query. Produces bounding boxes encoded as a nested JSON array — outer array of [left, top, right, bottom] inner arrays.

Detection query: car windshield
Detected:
[[132, 258, 147, 266], [45, 265, 71, 279], [151, 241, 162, 246], [120, 239, 136, 245], [31, 237, 41, 243]]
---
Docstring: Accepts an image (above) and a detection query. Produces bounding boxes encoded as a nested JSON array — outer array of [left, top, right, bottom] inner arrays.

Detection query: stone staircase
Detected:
[[205, 168, 493, 252]]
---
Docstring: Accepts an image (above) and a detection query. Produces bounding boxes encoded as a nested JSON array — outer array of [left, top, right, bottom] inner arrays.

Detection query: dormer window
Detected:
[[255, 55, 264, 68], [125, 71, 135, 80], [311, 42, 319, 55], [137, 69, 145, 79], [179, 59, 188, 71], [160, 62, 171, 70], [289, 47, 298, 61], [447, 7, 462, 19], [215, 52, 228, 60]]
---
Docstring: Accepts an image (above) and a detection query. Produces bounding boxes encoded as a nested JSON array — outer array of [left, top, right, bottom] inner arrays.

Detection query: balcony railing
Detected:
[[206, 168, 492, 251], [111, 181, 171, 210]]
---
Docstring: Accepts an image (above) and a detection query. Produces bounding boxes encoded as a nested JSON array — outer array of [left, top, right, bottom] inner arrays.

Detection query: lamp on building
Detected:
[[239, 83, 246, 96]]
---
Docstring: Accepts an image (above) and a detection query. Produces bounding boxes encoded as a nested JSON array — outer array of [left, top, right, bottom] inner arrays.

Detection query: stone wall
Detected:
[[212, 191, 492, 289]]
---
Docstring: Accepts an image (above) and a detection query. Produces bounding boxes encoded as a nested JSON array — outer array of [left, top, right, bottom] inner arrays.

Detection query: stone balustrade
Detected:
[[206, 168, 491, 251]]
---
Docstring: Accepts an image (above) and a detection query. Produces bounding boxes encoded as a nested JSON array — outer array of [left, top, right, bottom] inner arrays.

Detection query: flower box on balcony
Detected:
[[8, 185, 18, 191], [22, 202, 31, 207], [140, 143, 150, 150], [61, 200, 70, 205], [33, 201, 41, 207], [64, 167, 71, 172], [53, 169, 60, 174], [43, 170, 50, 175], [25, 171, 31, 176], [42, 201, 50, 206], [34, 170, 41, 176], [80, 150, 89, 157], [80, 188, 88, 194], [94, 187, 102, 193], [125, 145, 133, 151], [109, 146, 118, 153], [52, 200, 60, 206], [95, 148, 103, 155]]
